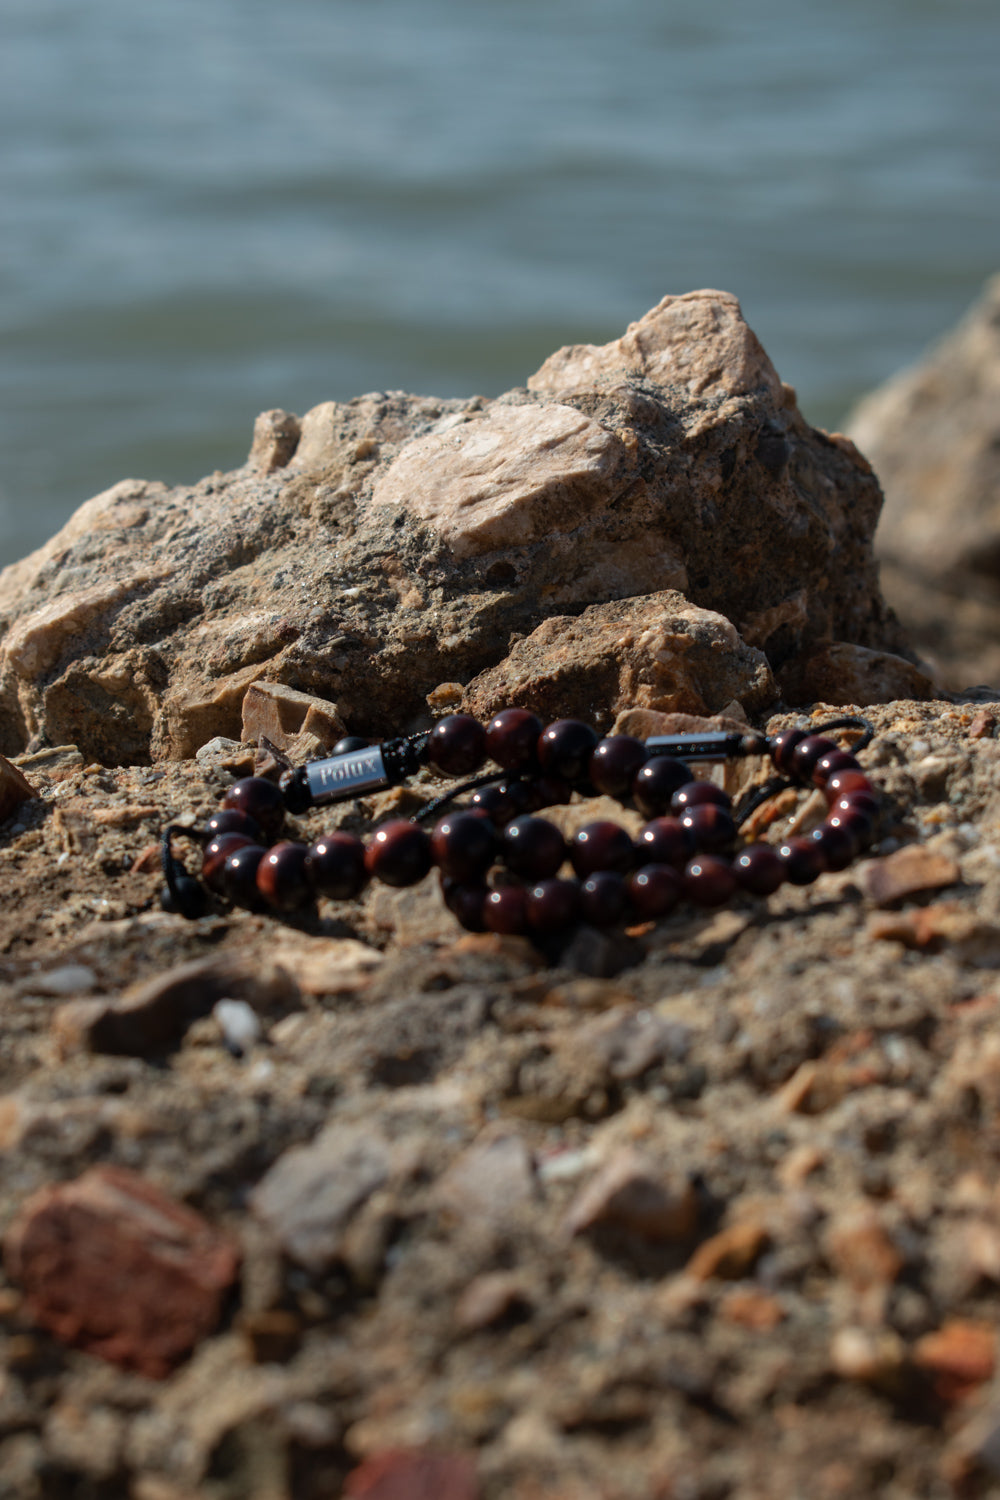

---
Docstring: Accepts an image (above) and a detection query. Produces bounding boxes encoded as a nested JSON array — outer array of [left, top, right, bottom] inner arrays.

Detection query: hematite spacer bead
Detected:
[[427, 714, 487, 776], [537, 719, 599, 783], [485, 709, 544, 771], [365, 821, 433, 887], [570, 820, 635, 877], [257, 841, 312, 911]]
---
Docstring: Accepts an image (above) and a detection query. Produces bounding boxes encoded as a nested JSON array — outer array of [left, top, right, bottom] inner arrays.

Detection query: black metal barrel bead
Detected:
[[365, 820, 433, 887], [426, 714, 487, 776]]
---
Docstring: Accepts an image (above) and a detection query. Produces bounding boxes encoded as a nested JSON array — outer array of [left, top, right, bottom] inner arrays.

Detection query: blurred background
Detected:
[[2, 0, 998, 567]]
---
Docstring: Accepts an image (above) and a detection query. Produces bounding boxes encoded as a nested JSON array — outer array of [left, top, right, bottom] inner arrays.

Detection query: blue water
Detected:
[[2, 0, 998, 565]]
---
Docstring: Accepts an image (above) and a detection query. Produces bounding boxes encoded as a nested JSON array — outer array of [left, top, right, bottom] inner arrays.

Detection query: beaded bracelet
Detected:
[[160, 711, 879, 942]]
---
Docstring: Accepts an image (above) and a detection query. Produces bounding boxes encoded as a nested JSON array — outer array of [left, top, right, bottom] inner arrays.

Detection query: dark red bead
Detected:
[[636, 817, 695, 869], [632, 756, 692, 817], [305, 832, 368, 899], [812, 749, 861, 789], [769, 728, 808, 775], [204, 808, 263, 843], [589, 736, 648, 798], [485, 708, 544, 771], [825, 768, 874, 802], [221, 777, 285, 841], [832, 790, 880, 822], [670, 780, 732, 814], [441, 878, 490, 932], [220, 843, 267, 908], [202, 832, 256, 893], [683, 856, 737, 907], [529, 775, 573, 811], [427, 714, 487, 776], [789, 735, 837, 785], [257, 841, 312, 911], [468, 784, 516, 826], [579, 871, 632, 927], [502, 816, 566, 880], [827, 806, 876, 853], [526, 878, 582, 932], [680, 803, 736, 854], [569, 820, 635, 877], [777, 835, 826, 885], [482, 886, 530, 936], [365, 820, 433, 887], [537, 719, 599, 783], [495, 779, 538, 819], [628, 863, 682, 919], [429, 811, 498, 881], [733, 843, 785, 895], [809, 820, 857, 872]]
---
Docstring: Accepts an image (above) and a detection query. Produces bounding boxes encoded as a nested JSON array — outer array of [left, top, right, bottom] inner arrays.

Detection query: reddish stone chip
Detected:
[[344, 1449, 479, 1500], [3, 1164, 239, 1378]]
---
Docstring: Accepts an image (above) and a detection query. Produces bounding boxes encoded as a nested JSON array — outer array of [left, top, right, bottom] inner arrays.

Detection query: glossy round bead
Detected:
[[789, 735, 837, 785], [220, 843, 267, 908], [579, 871, 632, 927], [468, 784, 517, 826], [627, 863, 682, 919], [537, 719, 599, 783], [331, 736, 371, 755], [679, 803, 736, 854], [485, 709, 544, 771], [204, 808, 263, 843], [826, 805, 876, 853], [670, 780, 732, 814], [589, 735, 648, 798], [811, 749, 861, 789], [776, 835, 826, 886], [427, 714, 487, 776], [305, 832, 368, 900], [636, 816, 694, 870], [733, 843, 785, 895], [832, 790, 880, 822], [365, 820, 433, 887], [769, 728, 808, 775], [809, 820, 857, 872], [202, 832, 256, 893], [257, 841, 312, 911], [429, 811, 498, 881], [632, 756, 692, 818], [495, 779, 539, 820], [482, 886, 530, 936], [529, 775, 573, 811], [442, 878, 489, 932], [502, 816, 566, 880], [526, 877, 582, 932], [824, 768, 874, 803], [221, 777, 285, 841], [683, 856, 737, 907], [569, 820, 635, 878]]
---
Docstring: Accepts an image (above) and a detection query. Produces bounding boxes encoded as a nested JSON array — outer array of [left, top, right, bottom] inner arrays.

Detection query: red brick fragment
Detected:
[[344, 1449, 479, 1500], [3, 1164, 239, 1377]]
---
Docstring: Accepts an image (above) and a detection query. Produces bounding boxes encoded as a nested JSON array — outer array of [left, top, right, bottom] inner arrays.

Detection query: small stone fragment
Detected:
[[825, 1205, 903, 1292], [686, 1221, 768, 1282], [859, 844, 961, 907], [248, 408, 301, 472], [0, 754, 36, 823], [830, 1327, 906, 1384], [435, 1131, 536, 1226], [455, 1272, 530, 1333], [914, 1320, 996, 1403], [772, 1060, 843, 1115], [251, 1123, 391, 1274], [26, 965, 98, 997], [213, 999, 263, 1056], [571, 1007, 690, 1083], [240, 680, 344, 754], [564, 1148, 698, 1243], [719, 1287, 785, 1331], [344, 1449, 479, 1500], [3, 1165, 239, 1377]]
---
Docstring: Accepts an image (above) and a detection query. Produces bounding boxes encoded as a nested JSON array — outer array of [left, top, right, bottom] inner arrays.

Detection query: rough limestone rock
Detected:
[[847, 273, 1000, 689], [0, 290, 913, 763]]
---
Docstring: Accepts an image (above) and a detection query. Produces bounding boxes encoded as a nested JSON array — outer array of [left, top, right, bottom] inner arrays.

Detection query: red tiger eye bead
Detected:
[[429, 811, 498, 881], [426, 714, 487, 776], [579, 871, 632, 927], [809, 820, 856, 871], [502, 816, 566, 880], [683, 856, 737, 907], [483, 886, 530, 935], [812, 749, 861, 789], [485, 709, 544, 771], [632, 756, 692, 818], [589, 736, 647, 798], [526, 878, 582, 932], [202, 832, 255, 893], [305, 832, 368, 899], [220, 843, 267, 908], [670, 781, 731, 813], [627, 863, 682, 919], [636, 817, 695, 869], [733, 843, 785, 895], [789, 735, 838, 785], [257, 841, 312, 911], [442, 878, 490, 932], [825, 769, 874, 803], [365, 821, 433, 887], [679, 803, 736, 854], [776, 835, 826, 885], [221, 777, 285, 841], [569, 820, 634, 877], [769, 728, 808, 775], [537, 719, 599, 783]]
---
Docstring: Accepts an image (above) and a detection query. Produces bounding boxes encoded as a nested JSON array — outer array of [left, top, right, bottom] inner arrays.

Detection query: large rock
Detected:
[[847, 274, 1000, 689], [0, 290, 912, 763]]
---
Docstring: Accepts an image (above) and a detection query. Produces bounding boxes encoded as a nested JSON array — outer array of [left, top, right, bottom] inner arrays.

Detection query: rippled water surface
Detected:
[[2, 0, 998, 564]]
